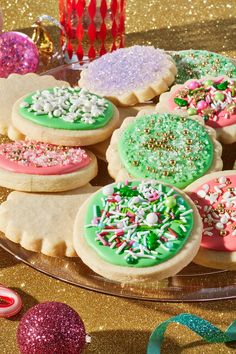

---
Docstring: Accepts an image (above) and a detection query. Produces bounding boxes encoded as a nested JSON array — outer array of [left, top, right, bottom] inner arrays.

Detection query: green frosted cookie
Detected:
[[19, 87, 114, 131], [107, 113, 223, 189], [73, 179, 202, 282], [83, 180, 194, 267], [171, 50, 236, 84]]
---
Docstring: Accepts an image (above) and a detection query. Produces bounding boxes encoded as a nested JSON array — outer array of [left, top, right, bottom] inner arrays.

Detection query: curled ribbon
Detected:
[[147, 313, 236, 354], [0, 285, 22, 318]]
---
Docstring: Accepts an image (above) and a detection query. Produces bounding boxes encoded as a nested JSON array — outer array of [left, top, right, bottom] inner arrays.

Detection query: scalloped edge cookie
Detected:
[[0, 73, 69, 141], [79, 48, 177, 107], [12, 96, 120, 146], [0, 184, 99, 257], [73, 182, 202, 282], [185, 170, 236, 270], [106, 112, 223, 186], [0, 150, 98, 193], [156, 76, 236, 144]]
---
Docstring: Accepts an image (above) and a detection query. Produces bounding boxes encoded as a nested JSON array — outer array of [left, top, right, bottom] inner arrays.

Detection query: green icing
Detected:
[[118, 113, 214, 189], [84, 181, 194, 268], [171, 50, 236, 84], [19, 87, 114, 130]]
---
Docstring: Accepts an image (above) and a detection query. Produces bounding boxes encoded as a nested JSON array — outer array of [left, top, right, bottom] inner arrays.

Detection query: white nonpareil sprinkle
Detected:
[[22, 87, 108, 124]]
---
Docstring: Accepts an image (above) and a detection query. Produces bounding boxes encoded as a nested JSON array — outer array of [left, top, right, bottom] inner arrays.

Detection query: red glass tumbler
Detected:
[[59, 0, 126, 63]]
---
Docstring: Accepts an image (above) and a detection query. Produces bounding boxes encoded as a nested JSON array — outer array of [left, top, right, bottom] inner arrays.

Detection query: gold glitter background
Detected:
[[1, 0, 236, 57], [1, 1, 236, 353]]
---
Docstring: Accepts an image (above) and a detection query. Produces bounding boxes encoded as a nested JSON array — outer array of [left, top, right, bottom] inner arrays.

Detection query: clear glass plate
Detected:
[[1, 61, 236, 302]]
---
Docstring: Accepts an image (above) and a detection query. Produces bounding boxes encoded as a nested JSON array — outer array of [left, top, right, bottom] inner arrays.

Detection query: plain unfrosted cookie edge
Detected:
[[0, 184, 101, 257], [73, 182, 203, 282]]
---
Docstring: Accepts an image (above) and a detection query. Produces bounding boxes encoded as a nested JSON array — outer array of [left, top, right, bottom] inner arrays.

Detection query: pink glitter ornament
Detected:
[[0, 32, 39, 78], [0, 8, 3, 34], [17, 302, 87, 354]]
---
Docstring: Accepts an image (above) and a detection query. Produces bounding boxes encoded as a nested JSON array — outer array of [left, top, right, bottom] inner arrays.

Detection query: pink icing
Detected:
[[167, 78, 236, 129], [0, 141, 91, 175], [189, 175, 236, 252]]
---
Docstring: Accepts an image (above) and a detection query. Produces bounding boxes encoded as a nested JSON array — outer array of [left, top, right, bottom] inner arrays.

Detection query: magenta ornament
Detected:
[[17, 302, 87, 354], [0, 31, 39, 78]]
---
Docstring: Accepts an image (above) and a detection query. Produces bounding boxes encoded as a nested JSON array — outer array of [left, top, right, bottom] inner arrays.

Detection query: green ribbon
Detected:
[[147, 313, 236, 354]]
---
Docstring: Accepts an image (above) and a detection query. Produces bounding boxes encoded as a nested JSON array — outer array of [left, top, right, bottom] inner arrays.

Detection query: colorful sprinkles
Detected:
[[171, 50, 236, 84], [192, 175, 236, 252], [0, 141, 89, 168], [118, 114, 214, 189], [84, 181, 194, 267], [172, 78, 236, 128], [20, 87, 109, 124]]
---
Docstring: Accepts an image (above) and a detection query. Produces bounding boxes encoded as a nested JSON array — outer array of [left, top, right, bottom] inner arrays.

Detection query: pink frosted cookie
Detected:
[[185, 171, 236, 270], [156, 77, 236, 143], [0, 141, 97, 192], [79, 45, 177, 106]]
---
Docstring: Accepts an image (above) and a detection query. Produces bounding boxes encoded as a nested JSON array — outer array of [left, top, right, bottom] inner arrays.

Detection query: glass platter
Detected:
[[1, 60, 236, 302]]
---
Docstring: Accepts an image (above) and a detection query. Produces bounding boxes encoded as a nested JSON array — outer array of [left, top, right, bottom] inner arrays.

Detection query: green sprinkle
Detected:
[[126, 255, 138, 264], [146, 231, 159, 250], [165, 196, 177, 209], [214, 81, 228, 90], [174, 98, 188, 107]]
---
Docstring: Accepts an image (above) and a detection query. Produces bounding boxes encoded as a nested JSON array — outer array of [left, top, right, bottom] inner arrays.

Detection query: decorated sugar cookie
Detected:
[[79, 45, 177, 106], [0, 73, 70, 141], [107, 112, 223, 189], [0, 184, 99, 257], [185, 171, 236, 270], [12, 87, 119, 146], [156, 77, 236, 143], [73, 180, 202, 282], [171, 50, 236, 84], [0, 141, 97, 192]]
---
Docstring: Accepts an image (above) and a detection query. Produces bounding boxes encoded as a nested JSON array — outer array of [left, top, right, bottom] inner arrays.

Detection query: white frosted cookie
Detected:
[[0, 141, 98, 192], [156, 76, 236, 144], [12, 87, 119, 146], [106, 112, 223, 189], [79, 45, 177, 106], [0, 73, 69, 140], [0, 184, 99, 257], [90, 102, 156, 161], [73, 180, 202, 282], [185, 170, 236, 270]]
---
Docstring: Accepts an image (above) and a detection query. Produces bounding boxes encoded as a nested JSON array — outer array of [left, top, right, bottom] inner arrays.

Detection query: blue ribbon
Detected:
[[147, 313, 236, 354]]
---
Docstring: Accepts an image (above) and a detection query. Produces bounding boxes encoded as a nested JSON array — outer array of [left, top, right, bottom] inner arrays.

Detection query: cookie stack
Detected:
[[0, 45, 236, 282]]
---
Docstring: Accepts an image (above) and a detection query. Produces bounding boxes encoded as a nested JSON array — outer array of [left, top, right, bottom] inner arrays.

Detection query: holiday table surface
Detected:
[[1, 0, 236, 353]]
